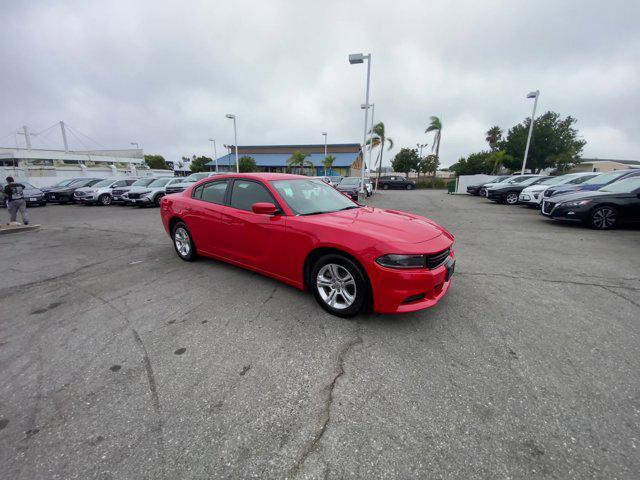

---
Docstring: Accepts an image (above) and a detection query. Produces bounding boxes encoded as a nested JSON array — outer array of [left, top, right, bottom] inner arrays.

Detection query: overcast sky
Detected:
[[1, 0, 638, 167]]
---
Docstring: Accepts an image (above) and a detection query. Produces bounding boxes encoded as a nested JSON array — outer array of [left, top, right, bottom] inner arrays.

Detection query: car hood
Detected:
[[552, 190, 622, 203], [74, 187, 95, 193], [521, 185, 548, 193], [48, 186, 79, 193], [127, 186, 158, 193], [302, 206, 452, 244], [336, 184, 359, 191]]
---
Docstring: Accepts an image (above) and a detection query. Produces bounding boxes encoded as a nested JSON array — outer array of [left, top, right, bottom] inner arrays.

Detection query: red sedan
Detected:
[[160, 173, 455, 317]]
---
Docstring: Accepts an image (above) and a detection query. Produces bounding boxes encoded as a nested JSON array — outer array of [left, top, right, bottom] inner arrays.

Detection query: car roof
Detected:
[[207, 173, 310, 181]]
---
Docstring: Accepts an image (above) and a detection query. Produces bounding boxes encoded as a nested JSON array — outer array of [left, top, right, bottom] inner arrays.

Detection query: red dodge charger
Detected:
[[160, 173, 455, 317]]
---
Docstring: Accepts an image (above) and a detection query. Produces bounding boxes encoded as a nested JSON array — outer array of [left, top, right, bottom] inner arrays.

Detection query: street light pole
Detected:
[[322, 132, 328, 175], [208, 138, 218, 173], [416, 143, 428, 159], [349, 52, 371, 197], [362, 103, 375, 181], [521, 90, 539, 175], [130, 142, 139, 149], [226, 114, 239, 173]]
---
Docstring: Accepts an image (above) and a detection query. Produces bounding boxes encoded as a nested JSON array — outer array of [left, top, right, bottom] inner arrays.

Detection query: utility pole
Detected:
[[521, 90, 540, 175], [19, 125, 33, 149], [60, 121, 69, 152]]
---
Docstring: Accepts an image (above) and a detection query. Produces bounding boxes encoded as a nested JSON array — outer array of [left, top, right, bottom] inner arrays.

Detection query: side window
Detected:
[[126, 179, 136, 186], [192, 185, 204, 199], [114, 180, 127, 187], [201, 180, 228, 205], [230, 180, 274, 211]]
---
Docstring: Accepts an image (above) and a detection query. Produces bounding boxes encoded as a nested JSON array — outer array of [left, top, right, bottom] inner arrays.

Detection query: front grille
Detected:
[[128, 193, 141, 199], [542, 201, 555, 214], [426, 248, 450, 270], [112, 189, 125, 196]]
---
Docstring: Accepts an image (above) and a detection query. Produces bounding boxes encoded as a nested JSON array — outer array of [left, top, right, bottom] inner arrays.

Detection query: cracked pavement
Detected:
[[1, 191, 639, 479]]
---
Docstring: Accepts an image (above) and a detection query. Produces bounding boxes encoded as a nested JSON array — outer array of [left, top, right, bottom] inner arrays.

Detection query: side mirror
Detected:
[[252, 202, 278, 215]]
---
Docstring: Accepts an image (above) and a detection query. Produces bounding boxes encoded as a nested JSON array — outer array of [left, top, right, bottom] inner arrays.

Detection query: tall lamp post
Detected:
[[225, 114, 239, 173], [521, 90, 539, 175], [322, 132, 328, 175], [361, 103, 375, 182], [416, 143, 427, 159], [349, 52, 371, 197], [130, 142, 139, 149], [208, 138, 218, 173]]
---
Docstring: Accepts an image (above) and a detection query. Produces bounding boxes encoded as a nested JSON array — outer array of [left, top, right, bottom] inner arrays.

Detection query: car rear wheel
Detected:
[[590, 206, 618, 230], [504, 192, 519, 205], [406, 184, 413, 190], [99, 194, 112, 206], [154, 193, 164, 207], [382, 184, 389, 190], [172, 222, 197, 261], [310, 254, 368, 318]]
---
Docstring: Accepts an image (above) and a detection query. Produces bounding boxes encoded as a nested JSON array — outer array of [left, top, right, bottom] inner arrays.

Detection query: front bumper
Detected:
[[125, 195, 153, 205], [543, 202, 589, 222], [486, 190, 505, 201], [369, 252, 455, 314], [518, 192, 542, 206], [74, 194, 97, 203], [467, 186, 480, 195]]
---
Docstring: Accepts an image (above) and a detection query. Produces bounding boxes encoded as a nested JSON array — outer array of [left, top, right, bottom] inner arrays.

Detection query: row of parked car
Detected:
[[466, 169, 640, 230]]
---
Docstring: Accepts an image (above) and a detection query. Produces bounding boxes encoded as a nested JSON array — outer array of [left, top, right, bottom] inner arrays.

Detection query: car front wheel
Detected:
[[406, 184, 413, 190], [382, 184, 389, 190], [590, 206, 618, 230], [310, 254, 368, 317], [172, 222, 197, 261], [504, 192, 519, 205], [99, 194, 112, 206]]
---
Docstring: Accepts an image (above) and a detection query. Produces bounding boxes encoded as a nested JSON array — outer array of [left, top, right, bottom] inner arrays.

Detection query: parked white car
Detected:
[[123, 177, 182, 206], [73, 178, 137, 206], [519, 172, 600, 207]]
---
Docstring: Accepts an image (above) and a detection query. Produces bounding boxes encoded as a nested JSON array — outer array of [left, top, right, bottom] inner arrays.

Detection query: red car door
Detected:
[[220, 179, 287, 275], [185, 180, 231, 256]]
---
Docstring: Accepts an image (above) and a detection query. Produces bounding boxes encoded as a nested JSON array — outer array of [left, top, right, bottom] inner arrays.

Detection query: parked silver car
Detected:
[[74, 178, 137, 205], [112, 177, 157, 203], [123, 177, 183, 206]]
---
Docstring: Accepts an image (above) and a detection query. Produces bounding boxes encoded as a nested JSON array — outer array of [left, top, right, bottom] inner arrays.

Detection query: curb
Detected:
[[0, 225, 41, 235]]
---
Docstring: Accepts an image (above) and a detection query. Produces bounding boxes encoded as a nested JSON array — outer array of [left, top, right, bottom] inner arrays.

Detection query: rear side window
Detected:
[[201, 181, 228, 205], [230, 180, 274, 211]]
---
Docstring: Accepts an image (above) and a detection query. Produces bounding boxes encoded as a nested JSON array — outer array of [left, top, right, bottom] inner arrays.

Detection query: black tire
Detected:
[[172, 222, 197, 261], [153, 193, 164, 207], [382, 184, 389, 190], [310, 254, 368, 318], [98, 194, 112, 206], [406, 184, 413, 190], [504, 191, 519, 205], [589, 206, 618, 230]]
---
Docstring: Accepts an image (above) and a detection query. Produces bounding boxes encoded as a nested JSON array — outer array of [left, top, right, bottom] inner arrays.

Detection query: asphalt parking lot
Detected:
[[1, 191, 639, 479]]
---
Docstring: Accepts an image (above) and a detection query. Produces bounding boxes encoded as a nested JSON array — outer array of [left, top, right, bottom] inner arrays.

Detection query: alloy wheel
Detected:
[[174, 227, 191, 257], [316, 263, 357, 310], [100, 195, 112, 206], [592, 207, 617, 229], [505, 192, 519, 204]]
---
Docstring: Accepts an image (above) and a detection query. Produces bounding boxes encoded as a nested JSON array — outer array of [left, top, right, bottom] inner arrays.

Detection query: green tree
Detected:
[[419, 154, 440, 187], [238, 155, 259, 173], [391, 148, 420, 177], [367, 122, 393, 190], [449, 151, 493, 176], [144, 154, 170, 170], [499, 111, 586, 173], [547, 153, 581, 173], [190, 155, 212, 172], [425, 116, 443, 171], [287, 150, 314, 175], [323, 154, 336, 175], [485, 126, 503, 151], [487, 150, 513, 174]]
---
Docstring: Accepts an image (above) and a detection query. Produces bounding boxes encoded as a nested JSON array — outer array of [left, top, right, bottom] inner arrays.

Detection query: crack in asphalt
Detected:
[[287, 336, 362, 479], [457, 271, 640, 291], [600, 285, 640, 309], [72, 283, 167, 479]]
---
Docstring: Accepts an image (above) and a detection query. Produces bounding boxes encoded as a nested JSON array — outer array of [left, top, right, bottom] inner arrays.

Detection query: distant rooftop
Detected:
[[580, 158, 640, 165]]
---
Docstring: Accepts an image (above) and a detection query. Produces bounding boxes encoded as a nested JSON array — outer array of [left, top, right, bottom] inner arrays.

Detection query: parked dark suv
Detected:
[[377, 175, 416, 190]]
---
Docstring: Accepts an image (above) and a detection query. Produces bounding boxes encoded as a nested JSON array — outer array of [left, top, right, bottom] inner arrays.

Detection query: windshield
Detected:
[[570, 174, 598, 184], [535, 176, 567, 186], [149, 178, 172, 187], [508, 176, 538, 184], [53, 179, 76, 187], [340, 178, 360, 186], [599, 177, 640, 193], [22, 182, 36, 189], [186, 173, 209, 181], [271, 179, 358, 215], [132, 178, 155, 186], [582, 171, 627, 185], [93, 179, 115, 187]]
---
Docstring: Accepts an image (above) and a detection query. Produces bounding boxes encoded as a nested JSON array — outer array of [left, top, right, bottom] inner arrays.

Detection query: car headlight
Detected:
[[376, 254, 425, 269], [140, 190, 152, 195], [561, 199, 591, 207]]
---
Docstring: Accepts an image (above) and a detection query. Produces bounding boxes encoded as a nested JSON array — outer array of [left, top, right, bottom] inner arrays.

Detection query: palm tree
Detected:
[[485, 126, 503, 151], [323, 154, 336, 176], [287, 150, 314, 175], [367, 122, 393, 191], [425, 116, 442, 170]]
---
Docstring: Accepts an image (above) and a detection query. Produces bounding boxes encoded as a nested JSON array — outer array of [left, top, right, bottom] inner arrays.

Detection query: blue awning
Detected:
[[205, 152, 358, 168]]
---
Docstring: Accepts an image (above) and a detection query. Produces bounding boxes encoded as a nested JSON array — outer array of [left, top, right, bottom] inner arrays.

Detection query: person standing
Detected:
[[4, 176, 29, 225]]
